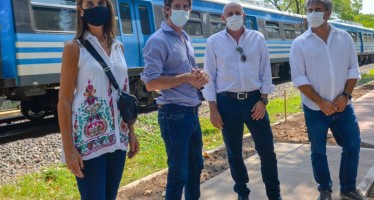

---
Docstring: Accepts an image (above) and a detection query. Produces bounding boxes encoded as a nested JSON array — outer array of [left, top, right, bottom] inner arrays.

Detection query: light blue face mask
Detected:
[[226, 14, 243, 31], [307, 11, 325, 28], [170, 9, 190, 27]]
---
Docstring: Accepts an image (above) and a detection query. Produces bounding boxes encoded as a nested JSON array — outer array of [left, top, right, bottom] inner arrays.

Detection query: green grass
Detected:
[[1, 69, 373, 199], [121, 112, 166, 185], [0, 167, 79, 200], [243, 87, 302, 133], [358, 69, 374, 85]]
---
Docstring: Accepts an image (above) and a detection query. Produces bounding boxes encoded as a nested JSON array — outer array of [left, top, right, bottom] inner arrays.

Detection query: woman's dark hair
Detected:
[[75, 0, 116, 48]]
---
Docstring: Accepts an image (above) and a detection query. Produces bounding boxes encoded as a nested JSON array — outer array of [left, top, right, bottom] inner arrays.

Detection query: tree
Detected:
[[353, 14, 374, 29], [351, 0, 362, 15], [265, 0, 306, 14], [333, 0, 362, 20], [265, 0, 363, 20]]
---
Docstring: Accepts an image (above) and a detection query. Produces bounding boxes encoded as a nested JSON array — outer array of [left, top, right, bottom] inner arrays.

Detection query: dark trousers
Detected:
[[217, 93, 281, 199], [76, 150, 126, 200], [158, 104, 204, 200], [303, 104, 361, 193]]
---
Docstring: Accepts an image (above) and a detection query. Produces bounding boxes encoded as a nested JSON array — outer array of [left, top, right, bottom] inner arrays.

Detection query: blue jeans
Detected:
[[76, 150, 126, 200], [158, 104, 204, 200], [217, 93, 281, 200], [303, 104, 361, 193]]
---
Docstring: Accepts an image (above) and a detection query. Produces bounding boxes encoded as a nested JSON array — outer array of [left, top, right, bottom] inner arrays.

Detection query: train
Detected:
[[0, 0, 374, 121]]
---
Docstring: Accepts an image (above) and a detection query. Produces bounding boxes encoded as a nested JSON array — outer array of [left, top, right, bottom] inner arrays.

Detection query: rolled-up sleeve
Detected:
[[141, 38, 165, 84], [290, 40, 311, 88], [259, 35, 275, 94], [202, 37, 218, 102], [347, 35, 361, 80]]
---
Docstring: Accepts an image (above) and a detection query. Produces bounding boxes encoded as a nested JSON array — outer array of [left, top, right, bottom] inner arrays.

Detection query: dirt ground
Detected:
[[118, 82, 374, 200]]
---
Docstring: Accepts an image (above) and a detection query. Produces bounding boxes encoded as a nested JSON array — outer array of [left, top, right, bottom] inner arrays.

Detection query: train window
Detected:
[[368, 34, 374, 43], [138, 6, 151, 35], [190, 12, 200, 20], [283, 24, 296, 40], [348, 31, 358, 42], [210, 14, 222, 22], [185, 12, 203, 36], [363, 34, 369, 42], [30, 0, 76, 32], [265, 21, 281, 39], [185, 21, 203, 36], [119, 3, 133, 34], [244, 16, 256, 30], [209, 14, 225, 34]]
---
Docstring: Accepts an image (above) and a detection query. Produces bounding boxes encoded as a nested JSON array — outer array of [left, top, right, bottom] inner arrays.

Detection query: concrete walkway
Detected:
[[200, 91, 374, 200], [354, 91, 374, 145]]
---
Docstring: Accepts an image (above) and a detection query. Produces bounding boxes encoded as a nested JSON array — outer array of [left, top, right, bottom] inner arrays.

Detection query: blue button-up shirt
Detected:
[[141, 22, 200, 107]]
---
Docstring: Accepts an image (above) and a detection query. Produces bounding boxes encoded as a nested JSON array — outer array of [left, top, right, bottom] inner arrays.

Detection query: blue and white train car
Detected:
[[330, 19, 374, 65], [1, 0, 373, 121], [0, 0, 158, 120]]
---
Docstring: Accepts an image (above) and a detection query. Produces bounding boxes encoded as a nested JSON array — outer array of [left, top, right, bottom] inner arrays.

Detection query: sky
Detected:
[[361, 0, 374, 14]]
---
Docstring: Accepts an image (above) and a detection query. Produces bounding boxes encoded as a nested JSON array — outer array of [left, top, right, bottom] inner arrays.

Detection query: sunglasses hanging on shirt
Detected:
[[236, 47, 247, 62]]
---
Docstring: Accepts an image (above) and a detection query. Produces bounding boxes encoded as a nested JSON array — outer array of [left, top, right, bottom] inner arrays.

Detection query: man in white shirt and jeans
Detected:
[[203, 2, 281, 200], [290, 0, 364, 200]]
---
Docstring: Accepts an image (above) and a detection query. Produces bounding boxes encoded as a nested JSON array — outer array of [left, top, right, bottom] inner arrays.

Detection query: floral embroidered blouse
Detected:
[[69, 32, 129, 161]]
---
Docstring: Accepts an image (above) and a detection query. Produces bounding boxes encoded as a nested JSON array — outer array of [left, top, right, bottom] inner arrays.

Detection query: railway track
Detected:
[[0, 110, 59, 141]]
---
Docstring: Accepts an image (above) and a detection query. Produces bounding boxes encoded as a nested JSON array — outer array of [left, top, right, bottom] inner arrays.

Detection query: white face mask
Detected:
[[307, 11, 325, 28], [226, 14, 243, 31], [170, 9, 190, 27]]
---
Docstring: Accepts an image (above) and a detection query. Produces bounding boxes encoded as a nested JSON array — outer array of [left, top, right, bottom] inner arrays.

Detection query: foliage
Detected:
[[353, 14, 374, 29], [265, 0, 306, 14], [265, 0, 364, 22], [332, 0, 361, 20]]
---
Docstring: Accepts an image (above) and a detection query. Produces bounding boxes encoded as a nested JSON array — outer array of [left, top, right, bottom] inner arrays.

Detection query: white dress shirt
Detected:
[[290, 24, 361, 111], [202, 28, 274, 102]]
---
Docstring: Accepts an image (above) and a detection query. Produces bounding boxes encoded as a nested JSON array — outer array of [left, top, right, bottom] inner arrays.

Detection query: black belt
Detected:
[[217, 90, 260, 100]]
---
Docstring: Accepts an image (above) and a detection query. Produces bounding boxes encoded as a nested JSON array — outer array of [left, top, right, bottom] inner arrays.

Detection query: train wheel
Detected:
[[20, 100, 46, 121]]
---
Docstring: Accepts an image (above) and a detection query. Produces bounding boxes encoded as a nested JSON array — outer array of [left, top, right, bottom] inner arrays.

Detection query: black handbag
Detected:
[[80, 39, 139, 124]]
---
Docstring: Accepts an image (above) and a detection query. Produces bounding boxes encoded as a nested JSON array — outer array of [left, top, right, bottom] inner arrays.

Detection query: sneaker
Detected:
[[318, 190, 332, 200], [340, 190, 367, 200]]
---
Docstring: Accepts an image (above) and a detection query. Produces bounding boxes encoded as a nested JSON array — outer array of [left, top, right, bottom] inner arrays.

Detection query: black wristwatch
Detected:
[[342, 92, 352, 100], [260, 98, 269, 105]]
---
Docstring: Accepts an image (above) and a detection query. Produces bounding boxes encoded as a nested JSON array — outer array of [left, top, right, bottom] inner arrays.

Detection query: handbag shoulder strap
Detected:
[[79, 39, 121, 91]]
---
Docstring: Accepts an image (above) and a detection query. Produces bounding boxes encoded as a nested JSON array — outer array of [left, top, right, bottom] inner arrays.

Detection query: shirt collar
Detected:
[[161, 21, 189, 40], [224, 26, 248, 38], [84, 31, 94, 40], [305, 23, 337, 38]]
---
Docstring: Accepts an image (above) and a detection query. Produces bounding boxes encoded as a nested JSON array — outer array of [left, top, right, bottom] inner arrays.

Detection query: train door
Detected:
[[245, 15, 257, 30], [359, 32, 364, 53], [116, 0, 155, 70]]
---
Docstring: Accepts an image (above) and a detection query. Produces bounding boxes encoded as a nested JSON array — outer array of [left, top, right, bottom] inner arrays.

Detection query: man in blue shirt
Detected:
[[141, 0, 209, 199]]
